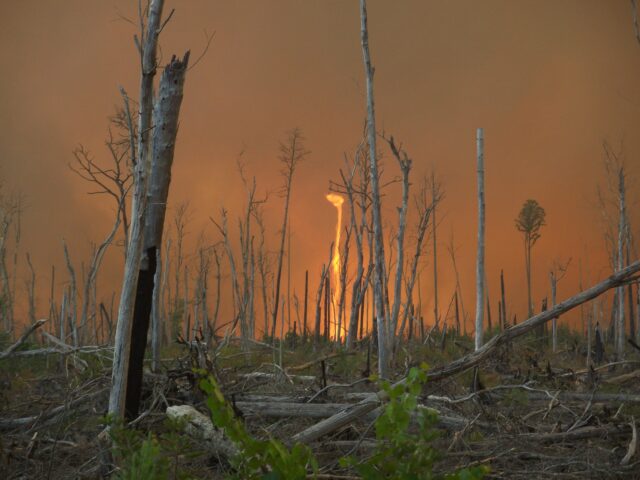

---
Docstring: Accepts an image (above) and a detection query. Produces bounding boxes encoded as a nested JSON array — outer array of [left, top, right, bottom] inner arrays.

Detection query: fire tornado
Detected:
[[326, 193, 344, 339]]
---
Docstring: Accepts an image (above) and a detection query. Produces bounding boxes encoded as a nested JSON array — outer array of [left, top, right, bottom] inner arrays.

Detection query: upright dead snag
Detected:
[[271, 129, 307, 342], [109, 0, 166, 421], [475, 128, 485, 350], [124, 51, 189, 420], [360, 0, 390, 377]]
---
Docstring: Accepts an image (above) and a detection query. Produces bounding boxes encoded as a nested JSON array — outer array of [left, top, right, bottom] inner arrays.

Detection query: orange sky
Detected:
[[1, 1, 639, 335]]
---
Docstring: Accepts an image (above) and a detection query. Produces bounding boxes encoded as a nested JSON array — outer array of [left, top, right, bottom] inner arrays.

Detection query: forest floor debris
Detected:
[[2, 332, 640, 479]]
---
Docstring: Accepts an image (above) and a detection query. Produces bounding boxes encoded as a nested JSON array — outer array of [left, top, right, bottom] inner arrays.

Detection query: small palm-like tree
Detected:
[[516, 199, 546, 318]]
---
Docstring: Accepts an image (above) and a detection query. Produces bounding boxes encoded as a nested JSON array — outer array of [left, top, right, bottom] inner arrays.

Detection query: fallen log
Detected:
[[291, 261, 640, 445], [166, 405, 237, 460], [0, 387, 107, 430], [285, 351, 356, 373], [240, 372, 316, 383], [604, 369, 640, 385], [235, 401, 480, 431], [0, 319, 47, 360], [517, 424, 630, 443]]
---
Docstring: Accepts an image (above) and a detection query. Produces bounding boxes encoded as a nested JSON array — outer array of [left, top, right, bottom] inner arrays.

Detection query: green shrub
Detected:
[[109, 417, 200, 480], [113, 432, 169, 480], [201, 364, 487, 480], [341, 364, 488, 480], [200, 375, 317, 479]]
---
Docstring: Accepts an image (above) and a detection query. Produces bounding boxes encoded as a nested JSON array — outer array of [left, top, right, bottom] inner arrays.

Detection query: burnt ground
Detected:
[[2, 332, 640, 479]]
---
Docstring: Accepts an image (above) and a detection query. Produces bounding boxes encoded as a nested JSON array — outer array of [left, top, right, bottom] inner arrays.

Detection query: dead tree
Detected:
[[314, 245, 333, 345], [256, 209, 271, 339], [212, 209, 242, 337], [108, 0, 185, 420], [333, 140, 371, 349], [271, 129, 308, 343], [500, 269, 507, 329], [360, 0, 391, 377], [336, 226, 352, 342], [0, 194, 19, 337], [600, 141, 630, 358], [78, 206, 122, 344], [124, 51, 189, 420], [398, 176, 438, 340], [172, 202, 189, 339], [616, 166, 628, 358], [549, 258, 571, 352], [69, 136, 132, 260], [62, 240, 78, 346], [25, 253, 36, 327], [291, 259, 640, 445], [447, 235, 468, 336], [236, 161, 265, 340], [384, 135, 411, 343], [475, 128, 485, 350], [108, 0, 163, 417], [431, 171, 440, 332]]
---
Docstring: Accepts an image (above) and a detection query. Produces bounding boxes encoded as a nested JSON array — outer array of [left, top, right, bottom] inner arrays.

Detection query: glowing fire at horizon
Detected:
[[326, 193, 344, 340]]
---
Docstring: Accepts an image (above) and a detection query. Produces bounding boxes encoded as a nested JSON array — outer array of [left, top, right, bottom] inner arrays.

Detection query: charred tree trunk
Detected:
[[616, 167, 627, 358], [500, 269, 507, 329], [124, 52, 189, 420], [303, 270, 308, 340], [432, 172, 439, 332], [475, 128, 485, 350], [108, 0, 165, 421]]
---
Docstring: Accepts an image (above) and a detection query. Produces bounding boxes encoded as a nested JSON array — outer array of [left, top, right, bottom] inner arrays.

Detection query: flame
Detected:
[[326, 193, 344, 339]]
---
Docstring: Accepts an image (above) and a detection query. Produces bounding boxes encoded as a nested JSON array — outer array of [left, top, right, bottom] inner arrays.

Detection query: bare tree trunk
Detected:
[[636, 282, 640, 343], [386, 137, 411, 343], [303, 270, 308, 340], [616, 167, 627, 358], [0, 202, 15, 336], [184, 266, 190, 340], [109, 58, 160, 419], [62, 241, 78, 347], [500, 269, 507, 329], [287, 220, 291, 342], [80, 211, 122, 345], [161, 238, 171, 346], [214, 209, 242, 336], [108, 0, 170, 420], [25, 253, 36, 327], [10, 205, 21, 339], [256, 212, 270, 340], [475, 128, 485, 351], [173, 203, 188, 339], [588, 299, 595, 366], [314, 246, 333, 346], [48, 265, 56, 336], [398, 177, 436, 340], [550, 271, 558, 352], [337, 228, 351, 342], [271, 129, 307, 344], [341, 149, 369, 349], [627, 236, 635, 340], [151, 248, 162, 371], [314, 265, 326, 346], [432, 171, 439, 332], [360, 0, 389, 377], [454, 290, 460, 335], [212, 246, 222, 339], [579, 260, 585, 340], [448, 237, 468, 337], [124, 51, 189, 420]]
